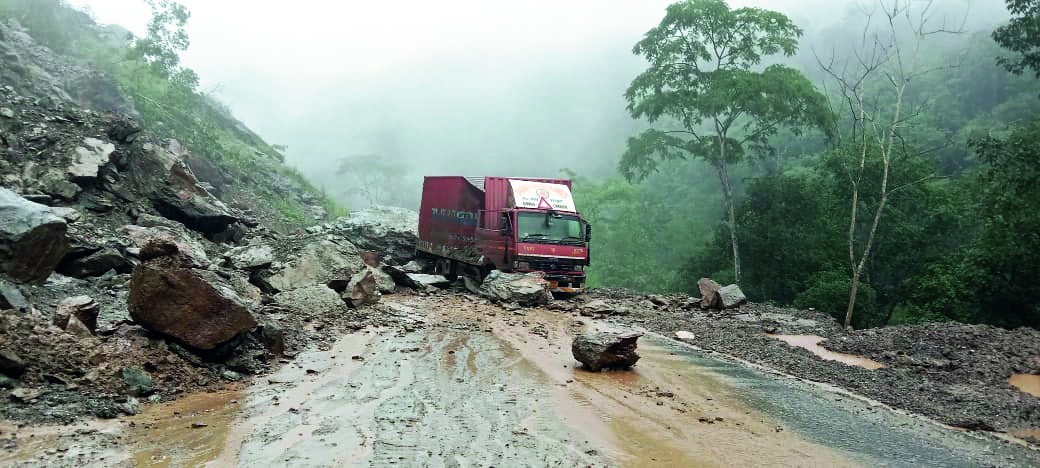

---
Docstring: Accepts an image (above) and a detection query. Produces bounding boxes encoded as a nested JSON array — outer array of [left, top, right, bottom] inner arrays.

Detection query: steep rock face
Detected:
[[478, 271, 553, 306], [129, 249, 256, 351], [0, 187, 69, 283], [332, 206, 418, 264]]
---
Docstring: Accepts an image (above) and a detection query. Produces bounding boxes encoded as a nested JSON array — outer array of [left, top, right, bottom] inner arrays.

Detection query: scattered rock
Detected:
[[53, 295, 100, 333], [0, 350, 26, 378], [344, 268, 381, 307], [571, 331, 643, 372], [55, 247, 125, 278], [0, 187, 69, 283], [273, 285, 344, 316], [648, 295, 670, 307], [582, 299, 615, 314], [331, 206, 419, 264], [698, 278, 722, 309], [67, 137, 115, 183], [719, 284, 747, 309], [406, 273, 451, 288], [120, 368, 155, 397], [0, 107, 13, 118], [675, 331, 695, 340], [0, 279, 31, 312], [191, 421, 208, 428], [478, 271, 553, 306], [10, 387, 41, 402], [224, 244, 274, 270], [267, 240, 363, 292]]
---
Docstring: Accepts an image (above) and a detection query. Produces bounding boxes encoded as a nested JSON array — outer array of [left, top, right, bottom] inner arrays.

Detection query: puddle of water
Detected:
[[1011, 429, 1040, 440], [128, 385, 244, 467], [1009, 374, 1040, 397], [769, 335, 884, 370]]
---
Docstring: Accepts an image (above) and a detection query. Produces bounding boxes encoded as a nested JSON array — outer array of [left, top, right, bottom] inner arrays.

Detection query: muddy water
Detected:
[[1009, 374, 1040, 397], [769, 334, 885, 369], [128, 386, 244, 466]]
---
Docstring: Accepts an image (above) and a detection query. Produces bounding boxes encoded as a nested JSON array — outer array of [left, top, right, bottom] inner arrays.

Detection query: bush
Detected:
[[794, 270, 884, 329]]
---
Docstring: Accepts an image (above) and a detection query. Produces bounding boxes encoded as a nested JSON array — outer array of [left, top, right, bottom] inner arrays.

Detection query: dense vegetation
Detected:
[[0, 0, 345, 230], [580, 0, 1040, 329]]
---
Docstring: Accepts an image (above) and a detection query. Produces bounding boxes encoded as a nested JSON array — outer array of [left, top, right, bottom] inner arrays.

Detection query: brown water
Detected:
[[128, 386, 244, 467], [1009, 374, 1040, 397], [769, 335, 885, 370]]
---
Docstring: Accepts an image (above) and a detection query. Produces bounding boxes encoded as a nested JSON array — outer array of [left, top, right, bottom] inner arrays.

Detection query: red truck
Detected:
[[416, 176, 591, 294]]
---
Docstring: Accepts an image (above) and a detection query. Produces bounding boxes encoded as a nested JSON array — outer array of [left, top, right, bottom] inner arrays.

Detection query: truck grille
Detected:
[[529, 260, 578, 271]]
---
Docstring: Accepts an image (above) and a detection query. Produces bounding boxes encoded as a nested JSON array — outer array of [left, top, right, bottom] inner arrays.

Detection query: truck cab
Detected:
[[479, 208, 589, 293]]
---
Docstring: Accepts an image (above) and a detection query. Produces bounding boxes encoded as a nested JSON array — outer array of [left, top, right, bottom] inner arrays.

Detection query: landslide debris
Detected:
[[572, 330, 643, 372]]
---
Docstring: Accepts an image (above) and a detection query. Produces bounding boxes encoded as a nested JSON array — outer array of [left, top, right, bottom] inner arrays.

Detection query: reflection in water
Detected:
[[769, 335, 885, 370], [1009, 374, 1040, 397]]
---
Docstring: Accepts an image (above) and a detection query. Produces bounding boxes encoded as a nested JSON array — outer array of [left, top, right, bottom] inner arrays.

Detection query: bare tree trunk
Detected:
[[714, 160, 741, 285]]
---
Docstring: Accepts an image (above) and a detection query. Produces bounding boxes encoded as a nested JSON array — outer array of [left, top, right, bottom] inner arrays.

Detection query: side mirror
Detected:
[[585, 224, 592, 242]]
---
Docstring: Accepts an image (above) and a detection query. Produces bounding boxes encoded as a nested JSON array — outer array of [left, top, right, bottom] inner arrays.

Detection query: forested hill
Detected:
[[581, 0, 1040, 330], [0, 0, 343, 233]]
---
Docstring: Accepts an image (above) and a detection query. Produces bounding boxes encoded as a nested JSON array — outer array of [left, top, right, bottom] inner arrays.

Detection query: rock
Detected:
[[582, 299, 614, 314], [0, 349, 26, 377], [39, 170, 81, 200], [260, 322, 286, 356], [65, 315, 93, 338], [129, 254, 257, 351], [124, 140, 238, 238], [369, 266, 396, 293], [107, 115, 141, 143], [344, 268, 381, 307], [381, 264, 421, 289], [267, 240, 363, 292], [55, 247, 125, 278], [0, 107, 13, 118], [0, 279, 31, 312], [649, 295, 670, 307], [571, 331, 643, 372], [719, 284, 747, 309], [0, 375, 18, 389], [53, 295, 100, 333], [49, 207, 81, 223], [67, 137, 115, 183], [675, 331, 696, 340], [224, 244, 274, 270], [401, 260, 424, 273], [120, 368, 155, 397], [122, 225, 209, 267], [273, 285, 344, 316], [332, 206, 418, 264], [406, 273, 451, 288], [10, 387, 41, 402], [698, 278, 722, 309], [477, 271, 553, 306], [0, 187, 69, 283]]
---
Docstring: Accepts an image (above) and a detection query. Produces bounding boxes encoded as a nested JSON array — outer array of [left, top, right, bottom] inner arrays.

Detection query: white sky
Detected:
[[67, 0, 1006, 202]]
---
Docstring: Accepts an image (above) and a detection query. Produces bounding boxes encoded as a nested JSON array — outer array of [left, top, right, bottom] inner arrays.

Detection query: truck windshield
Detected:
[[516, 212, 584, 245]]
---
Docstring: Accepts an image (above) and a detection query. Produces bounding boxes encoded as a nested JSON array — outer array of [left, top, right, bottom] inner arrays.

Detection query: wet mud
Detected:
[[5, 295, 1040, 466], [769, 334, 885, 370]]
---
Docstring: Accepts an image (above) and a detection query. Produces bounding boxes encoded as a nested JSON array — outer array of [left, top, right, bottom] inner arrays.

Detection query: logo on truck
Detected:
[[431, 208, 478, 226]]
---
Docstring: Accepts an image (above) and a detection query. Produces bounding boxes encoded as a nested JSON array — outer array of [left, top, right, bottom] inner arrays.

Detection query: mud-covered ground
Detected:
[[585, 288, 1040, 444]]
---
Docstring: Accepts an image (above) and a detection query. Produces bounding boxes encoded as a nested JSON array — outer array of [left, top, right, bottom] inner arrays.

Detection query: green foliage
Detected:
[[335, 154, 418, 208], [794, 271, 882, 329], [994, 0, 1040, 78]]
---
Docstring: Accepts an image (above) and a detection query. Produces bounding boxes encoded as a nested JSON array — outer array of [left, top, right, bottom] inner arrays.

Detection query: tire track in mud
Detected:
[[230, 325, 603, 467]]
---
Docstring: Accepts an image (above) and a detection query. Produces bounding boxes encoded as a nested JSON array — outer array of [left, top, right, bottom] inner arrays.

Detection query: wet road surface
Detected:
[[4, 295, 1039, 467]]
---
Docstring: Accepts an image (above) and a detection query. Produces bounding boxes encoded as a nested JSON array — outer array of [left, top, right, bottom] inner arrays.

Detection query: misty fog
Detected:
[[73, 0, 1010, 208]]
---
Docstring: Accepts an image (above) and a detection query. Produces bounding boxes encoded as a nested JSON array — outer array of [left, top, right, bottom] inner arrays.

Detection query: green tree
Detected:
[[621, 0, 831, 285], [994, 0, 1040, 77]]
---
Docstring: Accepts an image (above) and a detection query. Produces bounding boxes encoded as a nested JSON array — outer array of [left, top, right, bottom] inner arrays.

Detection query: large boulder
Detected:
[[129, 250, 256, 351], [0, 279, 31, 312], [719, 284, 747, 309], [224, 244, 274, 270], [266, 239, 364, 292], [273, 285, 345, 317], [0, 187, 69, 283], [571, 331, 643, 372], [344, 268, 381, 307], [67, 137, 115, 183], [332, 206, 418, 264], [477, 271, 553, 306], [698, 278, 722, 309], [122, 224, 209, 267], [122, 140, 238, 238], [406, 273, 451, 288]]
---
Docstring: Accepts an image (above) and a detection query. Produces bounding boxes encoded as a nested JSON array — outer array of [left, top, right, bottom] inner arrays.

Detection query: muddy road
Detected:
[[3, 295, 1038, 467]]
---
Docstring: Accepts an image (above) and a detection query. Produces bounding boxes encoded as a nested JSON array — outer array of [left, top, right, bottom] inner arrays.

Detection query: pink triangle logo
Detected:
[[537, 198, 553, 209]]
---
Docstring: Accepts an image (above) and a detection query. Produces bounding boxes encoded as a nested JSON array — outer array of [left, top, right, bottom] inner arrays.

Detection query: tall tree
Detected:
[[818, 0, 962, 330], [994, 0, 1040, 77], [621, 0, 831, 284]]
